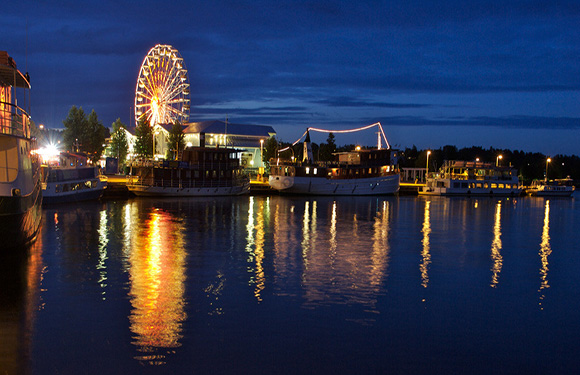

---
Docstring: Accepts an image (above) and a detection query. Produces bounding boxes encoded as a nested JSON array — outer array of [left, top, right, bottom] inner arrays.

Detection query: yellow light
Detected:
[[547, 158, 551, 163], [356, 146, 361, 151]]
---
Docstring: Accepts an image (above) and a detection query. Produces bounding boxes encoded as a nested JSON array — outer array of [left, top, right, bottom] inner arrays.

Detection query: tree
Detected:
[[110, 118, 128, 168], [319, 132, 336, 161], [134, 117, 153, 157], [167, 121, 186, 160], [262, 136, 278, 170], [63, 105, 88, 152], [85, 110, 109, 164], [62, 106, 108, 163]]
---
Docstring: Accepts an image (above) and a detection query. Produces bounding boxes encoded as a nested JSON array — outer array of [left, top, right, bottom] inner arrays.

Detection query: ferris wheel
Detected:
[[135, 44, 190, 126]]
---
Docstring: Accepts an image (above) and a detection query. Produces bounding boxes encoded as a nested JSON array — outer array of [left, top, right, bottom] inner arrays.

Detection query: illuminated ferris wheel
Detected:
[[135, 44, 190, 126]]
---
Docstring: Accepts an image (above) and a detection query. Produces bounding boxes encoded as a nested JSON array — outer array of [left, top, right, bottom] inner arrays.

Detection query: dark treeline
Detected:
[[270, 136, 578, 183], [401, 145, 580, 184]]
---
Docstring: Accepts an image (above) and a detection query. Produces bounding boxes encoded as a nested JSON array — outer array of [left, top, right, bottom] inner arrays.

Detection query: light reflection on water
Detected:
[[539, 200, 551, 307], [490, 200, 503, 287], [5, 194, 579, 374], [126, 207, 187, 365]]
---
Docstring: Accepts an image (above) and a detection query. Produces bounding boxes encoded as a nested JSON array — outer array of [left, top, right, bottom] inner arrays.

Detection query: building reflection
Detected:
[[245, 196, 266, 302], [538, 200, 551, 307], [126, 207, 187, 365], [490, 201, 503, 288], [420, 200, 431, 288]]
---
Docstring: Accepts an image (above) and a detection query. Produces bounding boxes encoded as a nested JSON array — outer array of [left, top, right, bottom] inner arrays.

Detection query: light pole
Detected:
[[260, 139, 264, 166], [425, 150, 431, 181], [496, 154, 503, 167], [545, 157, 551, 182]]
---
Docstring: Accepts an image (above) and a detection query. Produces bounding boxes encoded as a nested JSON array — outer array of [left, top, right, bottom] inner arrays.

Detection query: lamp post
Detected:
[[545, 157, 551, 182], [496, 154, 503, 167], [260, 139, 264, 166], [425, 150, 431, 181]]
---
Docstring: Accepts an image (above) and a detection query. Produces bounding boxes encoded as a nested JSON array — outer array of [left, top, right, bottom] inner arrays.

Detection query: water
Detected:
[[2, 193, 580, 374]]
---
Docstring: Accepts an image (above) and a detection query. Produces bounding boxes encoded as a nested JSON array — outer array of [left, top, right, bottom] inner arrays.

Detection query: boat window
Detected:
[[313, 168, 317, 175], [491, 183, 498, 189], [498, 184, 505, 189], [0, 137, 19, 182], [306, 167, 310, 174]]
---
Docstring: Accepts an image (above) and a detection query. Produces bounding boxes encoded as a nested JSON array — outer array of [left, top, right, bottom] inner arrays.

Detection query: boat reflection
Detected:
[[539, 200, 551, 307], [126, 206, 187, 365], [420, 200, 431, 288], [265, 197, 391, 315], [0, 237, 44, 375], [490, 200, 503, 288]]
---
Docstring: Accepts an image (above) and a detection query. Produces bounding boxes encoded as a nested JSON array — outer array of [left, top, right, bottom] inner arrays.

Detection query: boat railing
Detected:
[[0, 102, 30, 138], [428, 172, 517, 181]]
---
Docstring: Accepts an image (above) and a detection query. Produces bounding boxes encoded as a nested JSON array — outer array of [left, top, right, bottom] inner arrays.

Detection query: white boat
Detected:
[[127, 145, 250, 197], [526, 178, 575, 197], [269, 125, 400, 196], [0, 51, 43, 249], [419, 160, 522, 196], [41, 152, 107, 204]]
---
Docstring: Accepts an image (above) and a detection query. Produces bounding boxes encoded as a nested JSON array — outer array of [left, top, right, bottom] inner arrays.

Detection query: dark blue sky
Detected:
[[3, 1, 579, 155]]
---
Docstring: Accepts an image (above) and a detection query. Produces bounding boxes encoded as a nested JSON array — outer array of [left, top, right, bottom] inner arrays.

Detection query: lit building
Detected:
[[118, 120, 276, 170]]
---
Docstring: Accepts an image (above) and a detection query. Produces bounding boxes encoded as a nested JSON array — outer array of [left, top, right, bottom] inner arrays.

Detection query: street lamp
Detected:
[[260, 139, 264, 166], [496, 154, 503, 167], [425, 150, 431, 181], [545, 157, 551, 182]]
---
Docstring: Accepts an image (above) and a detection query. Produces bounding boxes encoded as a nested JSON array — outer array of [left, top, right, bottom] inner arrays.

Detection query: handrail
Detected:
[[0, 102, 30, 138]]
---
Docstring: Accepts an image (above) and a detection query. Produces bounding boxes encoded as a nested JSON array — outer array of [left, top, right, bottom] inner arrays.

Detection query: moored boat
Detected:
[[0, 51, 42, 249], [419, 160, 522, 196], [526, 178, 575, 197], [127, 145, 250, 197], [269, 124, 400, 196], [41, 152, 107, 204]]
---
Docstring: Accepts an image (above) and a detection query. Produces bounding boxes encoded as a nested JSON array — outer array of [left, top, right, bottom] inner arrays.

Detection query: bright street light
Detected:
[[426, 150, 431, 180], [545, 157, 551, 182], [496, 154, 503, 167]]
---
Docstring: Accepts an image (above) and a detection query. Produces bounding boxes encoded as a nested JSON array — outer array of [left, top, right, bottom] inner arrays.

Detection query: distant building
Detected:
[[119, 120, 276, 170]]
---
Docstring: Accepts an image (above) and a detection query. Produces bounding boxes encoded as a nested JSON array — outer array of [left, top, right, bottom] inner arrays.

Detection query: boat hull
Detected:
[[127, 182, 250, 197], [269, 174, 399, 196], [419, 187, 522, 196], [527, 189, 575, 197], [42, 184, 106, 204], [0, 175, 43, 251]]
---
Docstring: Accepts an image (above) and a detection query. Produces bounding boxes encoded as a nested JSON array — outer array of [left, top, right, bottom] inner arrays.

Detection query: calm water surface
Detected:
[[1, 193, 580, 374]]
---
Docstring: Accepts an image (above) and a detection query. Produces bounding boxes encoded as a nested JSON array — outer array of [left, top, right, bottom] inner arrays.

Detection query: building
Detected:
[[120, 120, 276, 170]]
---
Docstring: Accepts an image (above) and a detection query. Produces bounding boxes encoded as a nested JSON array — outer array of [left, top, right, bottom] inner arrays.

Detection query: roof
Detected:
[[184, 120, 276, 137], [0, 51, 30, 88]]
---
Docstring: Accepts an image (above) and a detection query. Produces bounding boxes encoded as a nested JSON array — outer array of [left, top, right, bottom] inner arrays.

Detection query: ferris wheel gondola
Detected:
[[135, 44, 190, 126]]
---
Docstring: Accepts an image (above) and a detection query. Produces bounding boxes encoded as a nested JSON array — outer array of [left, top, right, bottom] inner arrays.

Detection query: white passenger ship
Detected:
[[41, 152, 107, 204], [526, 178, 575, 197], [269, 123, 400, 196], [419, 160, 522, 196]]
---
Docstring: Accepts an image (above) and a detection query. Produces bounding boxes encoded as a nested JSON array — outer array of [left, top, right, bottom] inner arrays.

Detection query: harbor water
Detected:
[[1, 193, 579, 374]]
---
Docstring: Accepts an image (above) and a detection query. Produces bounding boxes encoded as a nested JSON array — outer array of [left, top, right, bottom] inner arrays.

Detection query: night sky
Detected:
[[2, 1, 579, 155]]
